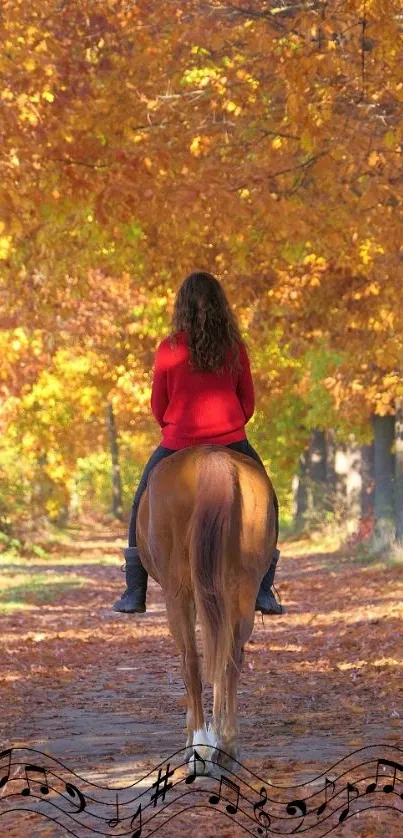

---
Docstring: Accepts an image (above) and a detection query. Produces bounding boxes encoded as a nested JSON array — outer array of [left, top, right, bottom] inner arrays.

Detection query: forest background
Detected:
[[1, 0, 402, 554]]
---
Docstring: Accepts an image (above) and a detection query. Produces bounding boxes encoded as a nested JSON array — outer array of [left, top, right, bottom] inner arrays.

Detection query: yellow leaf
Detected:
[[272, 137, 282, 150], [190, 136, 200, 154], [0, 235, 12, 260], [368, 151, 379, 167], [301, 130, 313, 152], [384, 131, 395, 149], [42, 91, 55, 103], [129, 132, 145, 144], [24, 59, 36, 72], [225, 102, 241, 116]]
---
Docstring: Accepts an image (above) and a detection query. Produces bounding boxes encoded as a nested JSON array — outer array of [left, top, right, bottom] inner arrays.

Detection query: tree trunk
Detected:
[[69, 479, 80, 520], [395, 399, 403, 544], [106, 402, 123, 521], [330, 439, 363, 530], [333, 442, 348, 519], [32, 452, 52, 519], [293, 448, 309, 530], [325, 429, 337, 513], [308, 429, 327, 520], [372, 414, 395, 550], [360, 442, 375, 519], [345, 441, 362, 533]]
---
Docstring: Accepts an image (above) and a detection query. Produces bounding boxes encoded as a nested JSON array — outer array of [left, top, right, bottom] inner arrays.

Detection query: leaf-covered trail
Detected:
[[1, 525, 402, 836]]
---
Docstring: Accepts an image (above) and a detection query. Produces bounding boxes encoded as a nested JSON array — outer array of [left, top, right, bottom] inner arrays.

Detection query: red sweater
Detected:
[[150, 331, 255, 450]]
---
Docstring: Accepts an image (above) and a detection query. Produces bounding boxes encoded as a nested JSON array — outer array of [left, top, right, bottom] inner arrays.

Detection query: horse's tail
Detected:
[[188, 448, 239, 686]]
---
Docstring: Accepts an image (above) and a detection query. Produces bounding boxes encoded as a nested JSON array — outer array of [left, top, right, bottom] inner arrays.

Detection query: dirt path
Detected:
[[1, 525, 402, 836]]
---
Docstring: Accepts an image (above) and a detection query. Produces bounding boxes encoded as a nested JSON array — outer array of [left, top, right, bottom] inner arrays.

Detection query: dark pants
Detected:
[[128, 439, 279, 548]]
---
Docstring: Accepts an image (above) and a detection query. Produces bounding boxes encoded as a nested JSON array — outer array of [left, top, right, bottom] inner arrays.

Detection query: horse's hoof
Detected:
[[212, 746, 238, 772], [187, 745, 213, 778], [206, 761, 222, 780]]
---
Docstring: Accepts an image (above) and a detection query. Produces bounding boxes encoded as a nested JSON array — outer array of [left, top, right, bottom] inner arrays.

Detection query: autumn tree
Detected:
[[1, 0, 402, 536]]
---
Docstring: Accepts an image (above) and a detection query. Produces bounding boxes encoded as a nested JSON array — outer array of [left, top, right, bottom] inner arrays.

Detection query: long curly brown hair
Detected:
[[170, 272, 244, 373]]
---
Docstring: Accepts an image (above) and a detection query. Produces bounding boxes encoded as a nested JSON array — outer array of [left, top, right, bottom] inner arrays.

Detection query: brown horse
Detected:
[[136, 444, 276, 774]]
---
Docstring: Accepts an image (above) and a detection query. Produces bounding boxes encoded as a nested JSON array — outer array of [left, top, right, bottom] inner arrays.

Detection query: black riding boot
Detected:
[[112, 547, 148, 613], [255, 547, 284, 615]]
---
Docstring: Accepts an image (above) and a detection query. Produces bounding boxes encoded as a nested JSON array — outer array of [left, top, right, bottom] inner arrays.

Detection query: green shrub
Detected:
[[73, 433, 145, 518]]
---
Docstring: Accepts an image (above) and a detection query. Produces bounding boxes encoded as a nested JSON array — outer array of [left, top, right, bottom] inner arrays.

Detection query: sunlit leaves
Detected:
[[1, 0, 402, 526]]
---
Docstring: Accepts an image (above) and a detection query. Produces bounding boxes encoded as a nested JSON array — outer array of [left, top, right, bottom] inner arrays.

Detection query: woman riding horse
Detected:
[[112, 271, 283, 616]]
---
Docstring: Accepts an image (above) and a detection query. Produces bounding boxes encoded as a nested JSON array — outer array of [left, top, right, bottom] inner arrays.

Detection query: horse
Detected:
[[136, 444, 277, 775]]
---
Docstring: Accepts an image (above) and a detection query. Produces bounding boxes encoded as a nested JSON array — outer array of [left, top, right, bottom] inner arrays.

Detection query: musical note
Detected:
[[339, 782, 359, 823], [209, 775, 240, 815], [150, 764, 175, 807], [185, 749, 206, 784], [366, 759, 403, 795], [21, 764, 49, 796], [130, 802, 142, 838], [107, 792, 120, 827], [317, 777, 336, 816], [254, 786, 271, 836], [286, 797, 307, 833], [65, 781, 86, 813], [0, 749, 12, 791]]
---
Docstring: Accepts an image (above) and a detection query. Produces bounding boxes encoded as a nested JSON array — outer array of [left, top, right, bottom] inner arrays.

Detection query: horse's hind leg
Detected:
[[212, 653, 242, 769], [214, 616, 253, 771], [164, 590, 209, 771], [223, 640, 244, 762]]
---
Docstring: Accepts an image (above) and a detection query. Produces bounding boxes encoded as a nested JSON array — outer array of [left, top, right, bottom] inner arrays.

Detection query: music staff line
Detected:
[[1, 755, 403, 836], [118, 802, 403, 838], [2, 747, 402, 804], [3, 799, 402, 838], [1, 745, 403, 838], [2, 748, 403, 815], [2, 742, 402, 793], [102, 768, 403, 836], [0, 742, 403, 800]]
